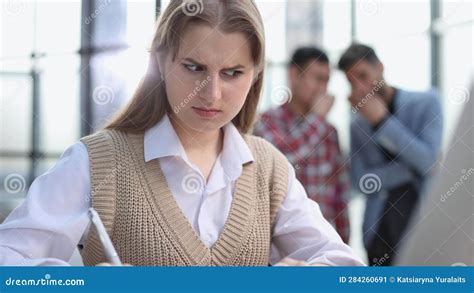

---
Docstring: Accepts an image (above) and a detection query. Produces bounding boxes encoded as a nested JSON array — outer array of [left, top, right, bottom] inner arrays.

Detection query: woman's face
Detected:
[[161, 23, 256, 133]]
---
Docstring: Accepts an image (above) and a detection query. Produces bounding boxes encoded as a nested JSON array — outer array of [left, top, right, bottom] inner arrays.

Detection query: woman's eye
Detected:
[[183, 64, 202, 72], [222, 69, 243, 78]]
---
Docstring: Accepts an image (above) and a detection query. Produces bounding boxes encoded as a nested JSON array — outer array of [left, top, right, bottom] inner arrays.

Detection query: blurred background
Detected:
[[1, 0, 473, 262]]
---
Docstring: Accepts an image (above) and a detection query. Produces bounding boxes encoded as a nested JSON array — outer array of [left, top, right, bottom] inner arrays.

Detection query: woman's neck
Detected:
[[169, 114, 223, 161]]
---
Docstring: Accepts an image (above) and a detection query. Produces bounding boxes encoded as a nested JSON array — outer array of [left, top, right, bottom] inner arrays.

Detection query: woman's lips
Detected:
[[192, 106, 222, 118]]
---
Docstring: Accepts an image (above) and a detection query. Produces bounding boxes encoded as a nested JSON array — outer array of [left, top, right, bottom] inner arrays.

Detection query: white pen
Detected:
[[88, 207, 123, 266]]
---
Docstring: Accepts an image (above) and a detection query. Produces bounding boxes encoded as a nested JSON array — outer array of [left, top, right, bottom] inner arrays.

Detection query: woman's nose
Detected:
[[199, 74, 222, 104]]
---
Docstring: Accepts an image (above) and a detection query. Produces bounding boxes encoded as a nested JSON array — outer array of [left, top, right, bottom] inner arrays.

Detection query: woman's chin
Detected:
[[177, 116, 221, 133]]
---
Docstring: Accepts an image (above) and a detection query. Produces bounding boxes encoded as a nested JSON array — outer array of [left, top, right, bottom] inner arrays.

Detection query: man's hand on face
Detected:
[[349, 85, 388, 126], [312, 94, 335, 118]]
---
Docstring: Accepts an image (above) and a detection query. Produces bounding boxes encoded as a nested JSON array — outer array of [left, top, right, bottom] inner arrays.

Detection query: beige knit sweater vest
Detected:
[[79, 129, 288, 266]]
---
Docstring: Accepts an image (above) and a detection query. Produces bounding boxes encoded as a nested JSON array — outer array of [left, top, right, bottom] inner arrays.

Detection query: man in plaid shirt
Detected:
[[253, 47, 350, 243]]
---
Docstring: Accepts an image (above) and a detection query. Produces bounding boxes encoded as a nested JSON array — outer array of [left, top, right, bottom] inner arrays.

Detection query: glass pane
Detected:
[[356, 0, 431, 38], [39, 55, 81, 153], [89, 47, 151, 129], [0, 1, 35, 58], [259, 63, 287, 112], [90, 51, 131, 130], [355, 1, 431, 91], [256, 0, 287, 63], [0, 59, 32, 73], [35, 0, 81, 54], [0, 75, 32, 153], [440, 0, 474, 148], [126, 0, 156, 50], [377, 35, 431, 90], [326, 70, 352, 152], [442, 0, 473, 24], [255, 0, 288, 120], [441, 24, 473, 148], [322, 0, 353, 152], [89, 0, 156, 130], [0, 158, 30, 222], [322, 0, 352, 52], [91, 0, 127, 48]]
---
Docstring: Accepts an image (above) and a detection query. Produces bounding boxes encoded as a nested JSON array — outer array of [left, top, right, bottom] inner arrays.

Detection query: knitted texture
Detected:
[[79, 129, 288, 266]]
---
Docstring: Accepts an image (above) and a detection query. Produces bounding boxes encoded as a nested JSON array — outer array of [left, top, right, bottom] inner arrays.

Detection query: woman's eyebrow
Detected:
[[182, 57, 204, 66], [225, 64, 246, 70], [182, 57, 246, 70]]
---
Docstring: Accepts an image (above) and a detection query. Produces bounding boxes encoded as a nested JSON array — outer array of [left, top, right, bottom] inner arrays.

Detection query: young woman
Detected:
[[0, 0, 364, 266]]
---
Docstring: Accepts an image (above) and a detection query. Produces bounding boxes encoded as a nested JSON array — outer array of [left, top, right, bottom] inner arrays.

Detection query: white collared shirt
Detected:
[[0, 116, 365, 266]]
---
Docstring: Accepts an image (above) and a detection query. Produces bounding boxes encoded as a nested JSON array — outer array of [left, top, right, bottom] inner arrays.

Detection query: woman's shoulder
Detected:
[[244, 133, 279, 152], [59, 141, 90, 166], [243, 134, 288, 167], [80, 128, 143, 153], [34, 141, 91, 194], [242, 134, 290, 213], [80, 128, 120, 144]]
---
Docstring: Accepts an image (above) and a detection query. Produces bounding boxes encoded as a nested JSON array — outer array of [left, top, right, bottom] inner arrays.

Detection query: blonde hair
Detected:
[[105, 0, 265, 134]]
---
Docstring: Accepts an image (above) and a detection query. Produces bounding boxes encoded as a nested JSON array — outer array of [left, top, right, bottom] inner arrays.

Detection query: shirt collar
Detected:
[[220, 122, 254, 180], [144, 114, 187, 162], [143, 115, 254, 179]]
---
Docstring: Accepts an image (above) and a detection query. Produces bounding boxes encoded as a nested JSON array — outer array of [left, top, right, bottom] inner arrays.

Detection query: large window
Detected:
[[440, 0, 473, 148], [1, 1, 82, 201], [0, 0, 157, 204]]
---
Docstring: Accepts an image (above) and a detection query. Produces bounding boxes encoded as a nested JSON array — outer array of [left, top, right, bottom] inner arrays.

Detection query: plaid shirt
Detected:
[[253, 103, 350, 243]]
